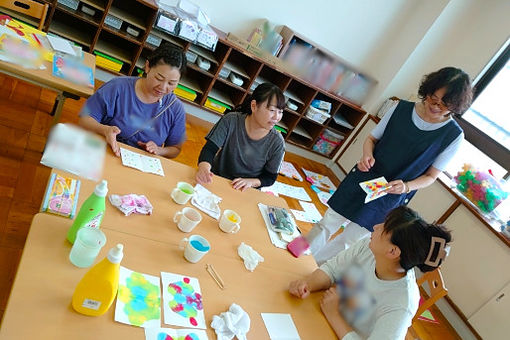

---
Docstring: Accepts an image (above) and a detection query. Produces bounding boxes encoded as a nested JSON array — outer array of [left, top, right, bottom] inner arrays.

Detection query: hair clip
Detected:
[[424, 236, 450, 267]]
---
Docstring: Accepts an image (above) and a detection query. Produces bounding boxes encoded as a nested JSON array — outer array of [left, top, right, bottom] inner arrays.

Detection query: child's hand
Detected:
[[320, 287, 341, 317], [104, 125, 121, 157], [196, 162, 214, 185], [138, 141, 160, 155], [289, 279, 310, 299]]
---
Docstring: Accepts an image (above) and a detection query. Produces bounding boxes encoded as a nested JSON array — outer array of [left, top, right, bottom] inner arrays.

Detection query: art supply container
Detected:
[[171, 182, 194, 205], [69, 226, 106, 268], [180, 235, 210, 263], [219, 209, 241, 233], [72, 244, 124, 316], [174, 207, 202, 232]]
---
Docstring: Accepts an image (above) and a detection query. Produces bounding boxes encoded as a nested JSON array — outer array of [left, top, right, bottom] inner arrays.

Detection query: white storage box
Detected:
[[185, 51, 198, 63], [229, 73, 243, 86], [104, 14, 123, 30], [126, 26, 141, 37], [146, 33, 162, 47], [286, 100, 298, 111], [80, 4, 95, 16], [196, 56, 210, 71], [218, 66, 231, 79], [305, 106, 331, 124]]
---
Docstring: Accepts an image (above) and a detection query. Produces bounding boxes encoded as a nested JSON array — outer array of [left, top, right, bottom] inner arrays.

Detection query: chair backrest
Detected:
[[413, 268, 448, 321], [0, 0, 48, 30]]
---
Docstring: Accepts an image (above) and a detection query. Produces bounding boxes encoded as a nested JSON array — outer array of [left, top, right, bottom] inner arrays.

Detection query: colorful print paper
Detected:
[[359, 176, 391, 203], [144, 327, 208, 340], [115, 266, 161, 328], [302, 168, 337, 191], [279, 161, 303, 181], [120, 148, 165, 176], [161, 272, 206, 329]]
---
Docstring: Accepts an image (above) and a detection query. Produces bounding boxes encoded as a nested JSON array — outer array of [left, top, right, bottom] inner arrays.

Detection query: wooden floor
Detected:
[[0, 75, 461, 339]]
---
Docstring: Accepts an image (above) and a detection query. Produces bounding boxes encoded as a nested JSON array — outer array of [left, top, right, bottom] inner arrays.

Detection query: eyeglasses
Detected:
[[427, 94, 449, 112]]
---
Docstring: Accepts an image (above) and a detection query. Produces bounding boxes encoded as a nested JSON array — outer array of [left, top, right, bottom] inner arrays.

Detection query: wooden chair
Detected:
[[407, 268, 448, 339], [0, 0, 48, 30]]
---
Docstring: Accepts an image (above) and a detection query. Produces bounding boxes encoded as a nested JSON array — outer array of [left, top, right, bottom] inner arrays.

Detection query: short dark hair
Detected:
[[233, 82, 286, 114], [418, 67, 473, 114], [383, 206, 452, 272], [147, 43, 186, 75]]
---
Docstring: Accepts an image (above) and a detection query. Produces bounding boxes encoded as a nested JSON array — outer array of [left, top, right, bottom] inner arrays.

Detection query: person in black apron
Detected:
[[306, 67, 473, 265]]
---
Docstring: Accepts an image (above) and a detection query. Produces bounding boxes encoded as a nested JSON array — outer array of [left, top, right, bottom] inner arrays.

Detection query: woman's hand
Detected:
[[231, 178, 259, 191], [320, 287, 341, 318], [196, 162, 214, 185], [104, 125, 121, 157], [289, 279, 310, 299], [385, 179, 409, 195], [357, 154, 375, 172], [137, 141, 161, 155]]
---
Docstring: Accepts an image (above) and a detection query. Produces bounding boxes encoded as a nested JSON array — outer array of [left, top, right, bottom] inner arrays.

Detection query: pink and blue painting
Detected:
[[144, 327, 208, 340]]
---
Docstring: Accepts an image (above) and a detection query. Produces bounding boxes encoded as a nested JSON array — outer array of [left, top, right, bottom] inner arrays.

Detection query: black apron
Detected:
[[328, 100, 462, 231]]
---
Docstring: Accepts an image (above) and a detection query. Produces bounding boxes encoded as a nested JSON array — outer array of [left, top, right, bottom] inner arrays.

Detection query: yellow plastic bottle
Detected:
[[72, 244, 124, 316]]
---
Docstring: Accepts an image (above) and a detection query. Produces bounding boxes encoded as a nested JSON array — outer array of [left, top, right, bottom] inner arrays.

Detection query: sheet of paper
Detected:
[[145, 327, 208, 340], [359, 176, 390, 203], [115, 266, 161, 328], [263, 181, 311, 201], [299, 201, 322, 220], [279, 161, 303, 181], [301, 168, 337, 191], [261, 313, 301, 340], [316, 191, 332, 207], [161, 271, 206, 329], [47, 35, 77, 56], [120, 148, 165, 176], [290, 209, 318, 223]]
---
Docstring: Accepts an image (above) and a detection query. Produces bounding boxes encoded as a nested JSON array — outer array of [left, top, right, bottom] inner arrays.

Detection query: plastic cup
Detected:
[[174, 207, 202, 232], [171, 182, 194, 205], [219, 209, 241, 233], [69, 227, 106, 268], [179, 235, 210, 263]]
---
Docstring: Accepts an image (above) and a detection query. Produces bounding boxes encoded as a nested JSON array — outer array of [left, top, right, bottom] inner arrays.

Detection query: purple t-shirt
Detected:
[[81, 77, 186, 148]]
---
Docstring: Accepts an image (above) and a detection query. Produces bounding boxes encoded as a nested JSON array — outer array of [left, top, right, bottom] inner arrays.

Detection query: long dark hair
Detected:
[[147, 43, 186, 75], [418, 67, 472, 115], [232, 82, 286, 114], [383, 206, 452, 272]]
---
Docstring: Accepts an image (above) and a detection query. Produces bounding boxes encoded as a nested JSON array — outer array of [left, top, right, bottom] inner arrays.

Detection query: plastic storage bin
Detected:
[[104, 14, 123, 30], [313, 129, 344, 156], [174, 84, 197, 101], [58, 0, 79, 10], [305, 106, 331, 124], [80, 4, 96, 16], [185, 51, 198, 63], [146, 33, 162, 47], [126, 26, 140, 37], [205, 97, 230, 114]]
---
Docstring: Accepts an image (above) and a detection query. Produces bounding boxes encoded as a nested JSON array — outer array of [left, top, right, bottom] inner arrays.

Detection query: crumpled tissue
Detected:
[[109, 194, 153, 216], [211, 303, 250, 340], [238, 242, 264, 272], [191, 183, 222, 219]]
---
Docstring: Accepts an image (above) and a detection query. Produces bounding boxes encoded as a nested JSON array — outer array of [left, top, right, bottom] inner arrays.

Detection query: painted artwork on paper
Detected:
[[144, 327, 208, 340], [161, 272, 206, 329], [359, 176, 391, 203], [115, 266, 161, 328], [302, 168, 337, 191]]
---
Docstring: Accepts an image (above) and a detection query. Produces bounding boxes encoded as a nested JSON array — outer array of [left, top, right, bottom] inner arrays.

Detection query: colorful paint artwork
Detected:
[[144, 327, 208, 340], [302, 168, 337, 191], [161, 272, 206, 329], [115, 266, 161, 328], [359, 176, 391, 203]]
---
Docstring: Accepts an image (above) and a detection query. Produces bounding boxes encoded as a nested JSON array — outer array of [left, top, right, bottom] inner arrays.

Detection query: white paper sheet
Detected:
[[115, 266, 161, 328], [161, 271, 206, 329], [145, 327, 208, 340], [262, 181, 311, 201], [47, 35, 77, 56], [261, 313, 301, 340], [120, 148, 165, 176]]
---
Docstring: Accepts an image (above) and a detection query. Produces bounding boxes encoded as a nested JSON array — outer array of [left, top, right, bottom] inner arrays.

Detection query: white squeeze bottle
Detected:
[[67, 180, 108, 244], [72, 244, 124, 316]]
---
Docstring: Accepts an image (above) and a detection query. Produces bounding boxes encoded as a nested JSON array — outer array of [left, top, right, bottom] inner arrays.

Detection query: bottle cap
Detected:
[[94, 180, 108, 197], [107, 244, 124, 263]]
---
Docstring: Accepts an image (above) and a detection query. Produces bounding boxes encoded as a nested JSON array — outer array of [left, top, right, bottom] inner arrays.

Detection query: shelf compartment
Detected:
[[186, 61, 215, 78], [215, 76, 245, 92], [277, 111, 299, 136], [108, 0, 153, 31], [209, 81, 245, 108], [291, 119, 323, 143], [328, 104, 365, 134], [55, 3, 102, 26], [102, 21, 144, 45], [253, 65, 291, 91], [285, 79, 317, 111], [49, 11, 96, 47], [223, 49, 262, 84], [310, 92, 340, 123], [146, 29, 187, 49], [95, 31, 138, 64], [80, 0, 107, 11]]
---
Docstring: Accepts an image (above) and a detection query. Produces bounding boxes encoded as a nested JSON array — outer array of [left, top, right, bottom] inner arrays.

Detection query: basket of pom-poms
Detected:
[[454, 164, 508, 213]]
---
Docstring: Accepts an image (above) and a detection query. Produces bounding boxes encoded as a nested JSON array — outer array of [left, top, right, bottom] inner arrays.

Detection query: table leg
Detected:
[[50, 91, 81, 126]]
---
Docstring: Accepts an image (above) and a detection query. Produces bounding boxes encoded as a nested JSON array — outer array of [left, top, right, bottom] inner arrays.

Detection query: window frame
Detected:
[[456, 41, 510, 177]]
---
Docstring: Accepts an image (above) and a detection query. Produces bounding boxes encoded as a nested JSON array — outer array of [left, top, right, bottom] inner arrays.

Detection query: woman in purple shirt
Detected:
[[79, 44, 187, 158]]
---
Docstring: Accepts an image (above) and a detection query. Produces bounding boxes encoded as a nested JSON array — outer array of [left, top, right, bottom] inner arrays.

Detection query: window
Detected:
[[455, 39, 510, 178]]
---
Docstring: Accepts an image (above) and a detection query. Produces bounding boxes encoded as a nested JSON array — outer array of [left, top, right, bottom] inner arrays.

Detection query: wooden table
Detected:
[[0, 146, 336, 339], [0, 31, 95, 124]]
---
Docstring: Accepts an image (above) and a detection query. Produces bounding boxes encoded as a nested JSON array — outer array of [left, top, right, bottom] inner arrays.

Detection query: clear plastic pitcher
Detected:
[[69, 227, 106, 268]]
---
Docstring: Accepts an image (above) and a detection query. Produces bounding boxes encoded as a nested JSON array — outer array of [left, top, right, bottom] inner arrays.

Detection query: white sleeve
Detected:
[[431, 132, 464, 171], [319, 238, 368, 283], [370, 105, 397, 140], [341, 309, 414, 340]]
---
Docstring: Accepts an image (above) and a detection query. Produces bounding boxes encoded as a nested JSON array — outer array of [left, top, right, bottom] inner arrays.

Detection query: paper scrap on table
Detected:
[[299, 201, 322, 220], [291, 201, 322, 223], [279, 161, 303, 181], [191, 184, 222, 220], [261, 313, 301, 340], [161, 271, 206, 329], [120, 148, 164, 176], [261, 186, 279, 197], [316, 191, 332, 207], [262, 181, 311, 201], [302, 168, 337, 191], [359, 176, 391, 203], [115, 266, 161, 328], [47, 35, 77, 56], [144, 327, 208, 340]]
